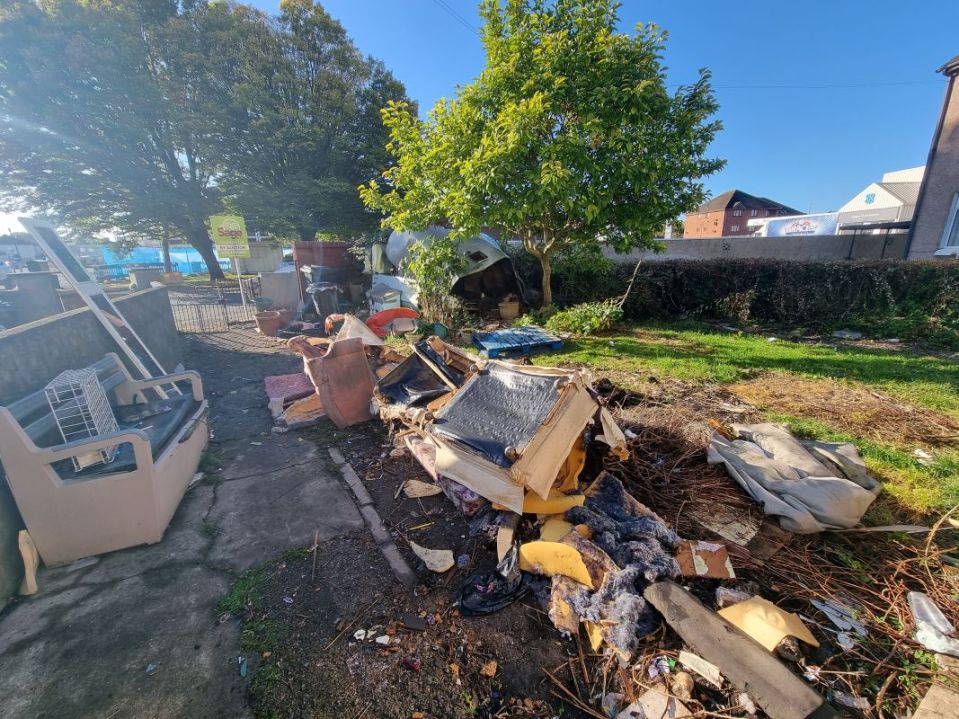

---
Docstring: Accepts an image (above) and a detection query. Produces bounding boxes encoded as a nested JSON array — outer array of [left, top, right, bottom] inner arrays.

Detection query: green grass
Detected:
[[219, 568, 266, 615], [768, 414, 959, 513], [534, 323, 959, 417], [533, 323, 959, 513]]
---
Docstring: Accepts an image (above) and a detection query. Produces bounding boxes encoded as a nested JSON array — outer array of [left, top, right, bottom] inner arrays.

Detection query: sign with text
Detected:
[[766, 212, 839, 237], [209, 215, 250, 258]]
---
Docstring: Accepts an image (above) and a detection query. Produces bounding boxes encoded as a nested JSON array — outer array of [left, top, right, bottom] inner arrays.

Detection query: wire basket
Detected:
[[44, 368, 119, 472]]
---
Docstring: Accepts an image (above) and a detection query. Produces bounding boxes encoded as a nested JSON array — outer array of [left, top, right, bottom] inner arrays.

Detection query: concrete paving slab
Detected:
[[207, 460, 364, 571], [0, 565, 246, 719]]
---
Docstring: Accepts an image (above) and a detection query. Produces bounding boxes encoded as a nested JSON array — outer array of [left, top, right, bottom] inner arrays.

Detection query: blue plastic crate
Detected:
[[472, 325, 563, 358]]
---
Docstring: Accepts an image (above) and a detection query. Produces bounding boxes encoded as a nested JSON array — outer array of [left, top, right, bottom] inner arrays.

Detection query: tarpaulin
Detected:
[[707, 423, 881, 534]]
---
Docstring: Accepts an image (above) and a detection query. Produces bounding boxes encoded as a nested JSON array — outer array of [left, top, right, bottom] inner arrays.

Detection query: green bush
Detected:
[[514, 304, 559, 327], [511, 255, 959, 346], [545, 300, 623, 335]]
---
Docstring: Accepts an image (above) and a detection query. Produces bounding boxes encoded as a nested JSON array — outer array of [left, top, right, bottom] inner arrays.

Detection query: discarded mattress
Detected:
[[707, 423, 881, 534], [431, 364, 568, 468], [376, 338, 627, 514]]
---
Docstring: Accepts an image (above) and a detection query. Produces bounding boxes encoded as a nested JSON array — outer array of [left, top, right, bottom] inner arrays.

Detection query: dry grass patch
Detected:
[[729, 373, 959, 449]]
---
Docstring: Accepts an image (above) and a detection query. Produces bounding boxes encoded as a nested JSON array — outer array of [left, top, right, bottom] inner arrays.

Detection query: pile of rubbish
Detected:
[[273, 326, 958, 718]]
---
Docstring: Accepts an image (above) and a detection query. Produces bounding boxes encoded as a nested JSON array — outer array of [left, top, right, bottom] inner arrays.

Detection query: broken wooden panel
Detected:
[[276, 393, 325, 430], [496, 512, 520, 561], [675, 540, 736, 579], [644, 581, 838, 719]]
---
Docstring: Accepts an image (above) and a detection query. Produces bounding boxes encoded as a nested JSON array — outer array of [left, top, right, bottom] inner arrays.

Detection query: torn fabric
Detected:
[[707, 423, 880, 534]]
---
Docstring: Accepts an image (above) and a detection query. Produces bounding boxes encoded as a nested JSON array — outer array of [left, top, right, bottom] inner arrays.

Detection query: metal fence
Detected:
[[167, 282, 256, 333]]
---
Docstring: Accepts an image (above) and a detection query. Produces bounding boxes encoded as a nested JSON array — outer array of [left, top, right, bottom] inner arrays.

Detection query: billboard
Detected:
[[209, 214, 250, 258], [766, 212, 839, 237]]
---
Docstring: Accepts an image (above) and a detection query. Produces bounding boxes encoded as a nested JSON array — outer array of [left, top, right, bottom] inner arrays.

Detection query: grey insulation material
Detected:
[[557, 474, 680, 661], [567, 566, 659, 659]]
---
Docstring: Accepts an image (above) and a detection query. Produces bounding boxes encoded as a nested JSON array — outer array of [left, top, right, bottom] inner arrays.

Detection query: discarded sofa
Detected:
[[0, 353, 209, 565]]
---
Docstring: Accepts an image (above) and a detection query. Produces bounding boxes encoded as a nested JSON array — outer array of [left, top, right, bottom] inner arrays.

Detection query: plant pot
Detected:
[[498, 300, 520, 321], [255, 310, 282, 337]]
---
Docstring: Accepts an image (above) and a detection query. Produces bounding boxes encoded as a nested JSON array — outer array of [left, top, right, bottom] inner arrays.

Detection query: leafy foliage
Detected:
[[513, 257, 959, 347], [402, 235, 467, 323], [0, 0, 407, 275], [544, 300, 623, 335], [360, 0, 723, 306], [217, 0, 409, 242]]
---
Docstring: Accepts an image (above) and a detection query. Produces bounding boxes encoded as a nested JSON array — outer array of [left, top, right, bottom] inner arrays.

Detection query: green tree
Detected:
[[217, 0, 410, 243], [0, 0, 267, 279], [361, 0, 724, 306]]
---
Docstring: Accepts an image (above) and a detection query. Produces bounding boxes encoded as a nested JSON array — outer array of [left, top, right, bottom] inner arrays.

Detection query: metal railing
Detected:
[[167, 282, 256, 333]]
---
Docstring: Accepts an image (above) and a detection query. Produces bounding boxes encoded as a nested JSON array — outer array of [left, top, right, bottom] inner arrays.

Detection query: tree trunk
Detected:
[[539, 253, 553, 308], [161, 234, 172, 273], [183, 226, 225, 280]]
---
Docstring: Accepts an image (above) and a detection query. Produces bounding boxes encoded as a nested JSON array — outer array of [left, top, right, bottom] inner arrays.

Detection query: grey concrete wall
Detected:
[[0, 286, 181, 601], [603, 234, 908, 263], [909, 76, 959, 259], [258, 271, 301, 311], [236, 243, 284, 274], [0, 285, 182, 406]]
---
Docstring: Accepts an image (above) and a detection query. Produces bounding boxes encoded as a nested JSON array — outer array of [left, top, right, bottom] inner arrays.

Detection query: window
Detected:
[[750, 209, 759, 217], [941, 193, 959, 248], [730, 224, 740, 232], [732, 209, 743, 217]]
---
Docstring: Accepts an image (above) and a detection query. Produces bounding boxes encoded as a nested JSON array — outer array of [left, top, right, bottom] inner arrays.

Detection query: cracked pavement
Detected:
[[0, 330, 366, 719]]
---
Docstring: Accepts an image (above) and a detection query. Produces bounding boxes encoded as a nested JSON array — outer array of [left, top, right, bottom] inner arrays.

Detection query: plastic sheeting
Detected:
[[377, 353, 451, 408]]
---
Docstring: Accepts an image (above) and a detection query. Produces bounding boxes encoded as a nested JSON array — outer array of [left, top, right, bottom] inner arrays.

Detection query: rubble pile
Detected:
[[276, 326, 957, 718]]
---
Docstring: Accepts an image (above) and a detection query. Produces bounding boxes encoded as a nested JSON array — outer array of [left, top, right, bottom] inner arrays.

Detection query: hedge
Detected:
[[511, 254, 959, 345]]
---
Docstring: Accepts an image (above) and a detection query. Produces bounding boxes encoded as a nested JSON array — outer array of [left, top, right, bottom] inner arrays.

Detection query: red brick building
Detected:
[[684, 190, 803, 238]]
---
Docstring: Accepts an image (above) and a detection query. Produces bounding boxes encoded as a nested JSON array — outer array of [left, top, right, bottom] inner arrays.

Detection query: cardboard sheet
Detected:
[[718, 596, 820, 652]]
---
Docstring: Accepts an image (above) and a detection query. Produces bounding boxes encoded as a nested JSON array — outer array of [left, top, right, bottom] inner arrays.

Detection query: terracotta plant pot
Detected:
[[498, 300, 520, 321], [255, 310, 282, 337]]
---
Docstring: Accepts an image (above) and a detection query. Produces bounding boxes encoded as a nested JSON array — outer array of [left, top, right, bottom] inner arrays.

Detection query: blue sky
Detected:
[[250, 0, 959, 214]]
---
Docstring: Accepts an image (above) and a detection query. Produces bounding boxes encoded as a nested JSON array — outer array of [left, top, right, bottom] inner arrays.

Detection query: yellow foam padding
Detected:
[[523, 490, 586, 515], [548, 575, 585, 635], [554, 434, 586, 493], [519, 541, 594, 589], [574, 524, 593, 539], [539, 518, 574, 543], [584, 621, 604, 651]]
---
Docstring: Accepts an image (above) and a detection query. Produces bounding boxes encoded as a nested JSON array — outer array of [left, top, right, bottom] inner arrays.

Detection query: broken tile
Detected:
[[675, 540, 736, 579]]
